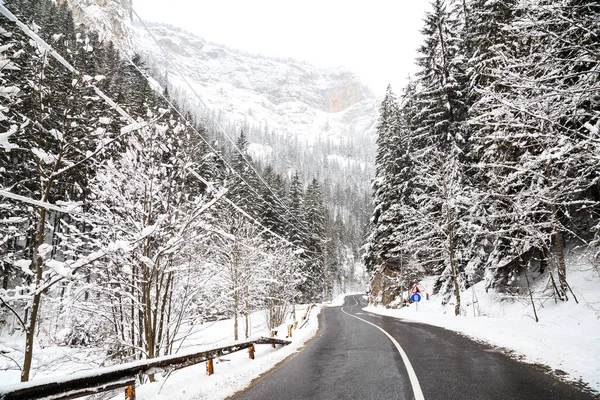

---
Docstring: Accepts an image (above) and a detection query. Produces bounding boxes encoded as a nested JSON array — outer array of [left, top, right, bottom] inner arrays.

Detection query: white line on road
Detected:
[[341, 296, 425, 400]]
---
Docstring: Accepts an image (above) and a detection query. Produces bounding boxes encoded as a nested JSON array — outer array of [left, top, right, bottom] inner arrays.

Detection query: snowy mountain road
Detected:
[[232, 295, 597, 400]]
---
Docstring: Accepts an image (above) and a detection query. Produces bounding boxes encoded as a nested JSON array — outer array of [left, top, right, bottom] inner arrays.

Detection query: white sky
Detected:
[[132, 1, 431, 96]]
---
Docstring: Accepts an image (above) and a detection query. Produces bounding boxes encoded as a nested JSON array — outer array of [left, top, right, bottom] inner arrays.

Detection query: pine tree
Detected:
[[304, 178, 327, 300], [228, 130, 261, 218], [259, 165, 288, 237], [288, 172, 306, 246], [467, 0, 600, 298], [415, 0, 468, 147], [364, 85, 402, 273]]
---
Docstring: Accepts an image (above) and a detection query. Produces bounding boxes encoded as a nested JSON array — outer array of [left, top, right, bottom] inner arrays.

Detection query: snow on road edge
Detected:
[[365, 269, 600, 395], [114, 305, 322, 400]]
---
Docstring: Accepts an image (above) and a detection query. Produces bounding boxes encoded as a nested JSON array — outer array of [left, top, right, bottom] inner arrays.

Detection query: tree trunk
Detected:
[[21, 206, 47, 382], [233, 291, 238, 341], [551, 203, 568, 295], [546, 165, 568, 296], [156, 271, 172, 356], [2, 264, 9, 290], [449, 239, 461, 316], [447, 208, 461, 316], [233, 245, 239, 341], [525, 272, 539, 322], [244, 285, 249, 339], [130, 266, 137, 359], [142, 263, 155, 382]]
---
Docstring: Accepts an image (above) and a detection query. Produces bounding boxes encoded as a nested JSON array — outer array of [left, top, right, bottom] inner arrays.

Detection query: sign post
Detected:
[[411, 285, 421, 311]]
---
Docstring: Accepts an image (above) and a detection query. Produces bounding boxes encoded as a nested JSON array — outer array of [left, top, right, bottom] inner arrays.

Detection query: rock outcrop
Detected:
[[325, 83, 369, 113], [63, 0, 133, 53]]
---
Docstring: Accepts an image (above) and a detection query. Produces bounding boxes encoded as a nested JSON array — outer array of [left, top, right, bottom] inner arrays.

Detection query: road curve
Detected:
[[231, 295, 597, 400]]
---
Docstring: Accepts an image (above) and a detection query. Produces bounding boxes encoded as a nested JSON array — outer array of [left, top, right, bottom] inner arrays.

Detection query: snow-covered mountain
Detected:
[[137, 26, 376, 140], [131, 23, 378, 239], [67, 0, 378, 253], [132, 22, 378, 163]]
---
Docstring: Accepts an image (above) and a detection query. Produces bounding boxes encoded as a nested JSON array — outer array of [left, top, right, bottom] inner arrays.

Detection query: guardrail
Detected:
[[299, 304, 316, 329], [0, 336, 291, 400]]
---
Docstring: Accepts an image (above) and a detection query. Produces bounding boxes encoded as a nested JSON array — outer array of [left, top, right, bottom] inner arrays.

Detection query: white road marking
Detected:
[[341, 296, 425, 400]]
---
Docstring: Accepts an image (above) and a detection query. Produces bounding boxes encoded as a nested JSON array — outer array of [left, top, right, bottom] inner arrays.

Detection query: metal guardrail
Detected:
[[299, 304, 316, 329], [0, 336, 291, 400]]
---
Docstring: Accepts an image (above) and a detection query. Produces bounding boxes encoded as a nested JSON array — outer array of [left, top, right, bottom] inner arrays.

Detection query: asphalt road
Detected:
[[232, 295, 598, 400]]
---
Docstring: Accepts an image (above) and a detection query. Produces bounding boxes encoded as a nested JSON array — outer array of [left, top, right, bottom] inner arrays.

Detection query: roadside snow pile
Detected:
[[366, 253, 600, 393]]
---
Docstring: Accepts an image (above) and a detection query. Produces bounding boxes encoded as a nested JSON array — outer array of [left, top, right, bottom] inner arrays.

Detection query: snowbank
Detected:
[[108, 304, 321, 400], [366, 255, 600, 394]]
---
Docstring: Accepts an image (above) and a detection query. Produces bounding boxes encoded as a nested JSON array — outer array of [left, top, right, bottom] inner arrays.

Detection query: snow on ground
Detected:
[[366, 253, 600, 394], [112, 304, 321, 400], [0, 304, 321, 399]]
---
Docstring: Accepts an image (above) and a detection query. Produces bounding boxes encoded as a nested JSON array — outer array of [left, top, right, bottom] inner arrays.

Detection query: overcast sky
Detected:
[[132, 1, 431, 96]]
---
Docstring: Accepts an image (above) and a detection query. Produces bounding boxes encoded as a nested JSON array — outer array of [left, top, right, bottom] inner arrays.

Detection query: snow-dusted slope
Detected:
[[66, 1, 377, 254], [62, 1, 377, 154], [132, 23, 378, 147], [131, 22, 378, 247]]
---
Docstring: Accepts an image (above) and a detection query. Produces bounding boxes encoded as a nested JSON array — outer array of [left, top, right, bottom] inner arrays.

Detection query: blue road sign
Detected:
[[411, 293, 422, 303]]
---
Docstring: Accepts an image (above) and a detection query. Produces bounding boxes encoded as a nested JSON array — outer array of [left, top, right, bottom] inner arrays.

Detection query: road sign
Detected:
[[411, 284, 421, 294], [411, 293, 422, 303]]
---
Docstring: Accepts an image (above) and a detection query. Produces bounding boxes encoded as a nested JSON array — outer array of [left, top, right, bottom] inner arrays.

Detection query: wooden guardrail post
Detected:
[[248, 345, 255, 360], [287, 325, 292, 338], [125, 385, 136, 400], [206, 359, 214, 376], [270, 330, 276, 348], [293, 321, 298, 329]]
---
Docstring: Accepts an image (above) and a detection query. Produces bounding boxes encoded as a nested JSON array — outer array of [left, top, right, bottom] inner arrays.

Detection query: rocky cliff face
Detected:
[[63, 0, 133, 53], [325, 82, 368, 113]]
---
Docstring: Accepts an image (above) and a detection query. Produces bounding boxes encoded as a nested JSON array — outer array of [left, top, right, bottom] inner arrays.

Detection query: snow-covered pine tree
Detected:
[[406, 0, 471, 315], [364, 85, 402, 274], [0, 0, 40, 295], [259, 165, 288, 237], [468, 0, 600, 299], [304, 178, 327, 300], [414, 0, 468, 147], [228, 130, 261, 218], [288, 171, 306, 246], [516, 0, 600, 296], [286, 172, 317, 301]]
